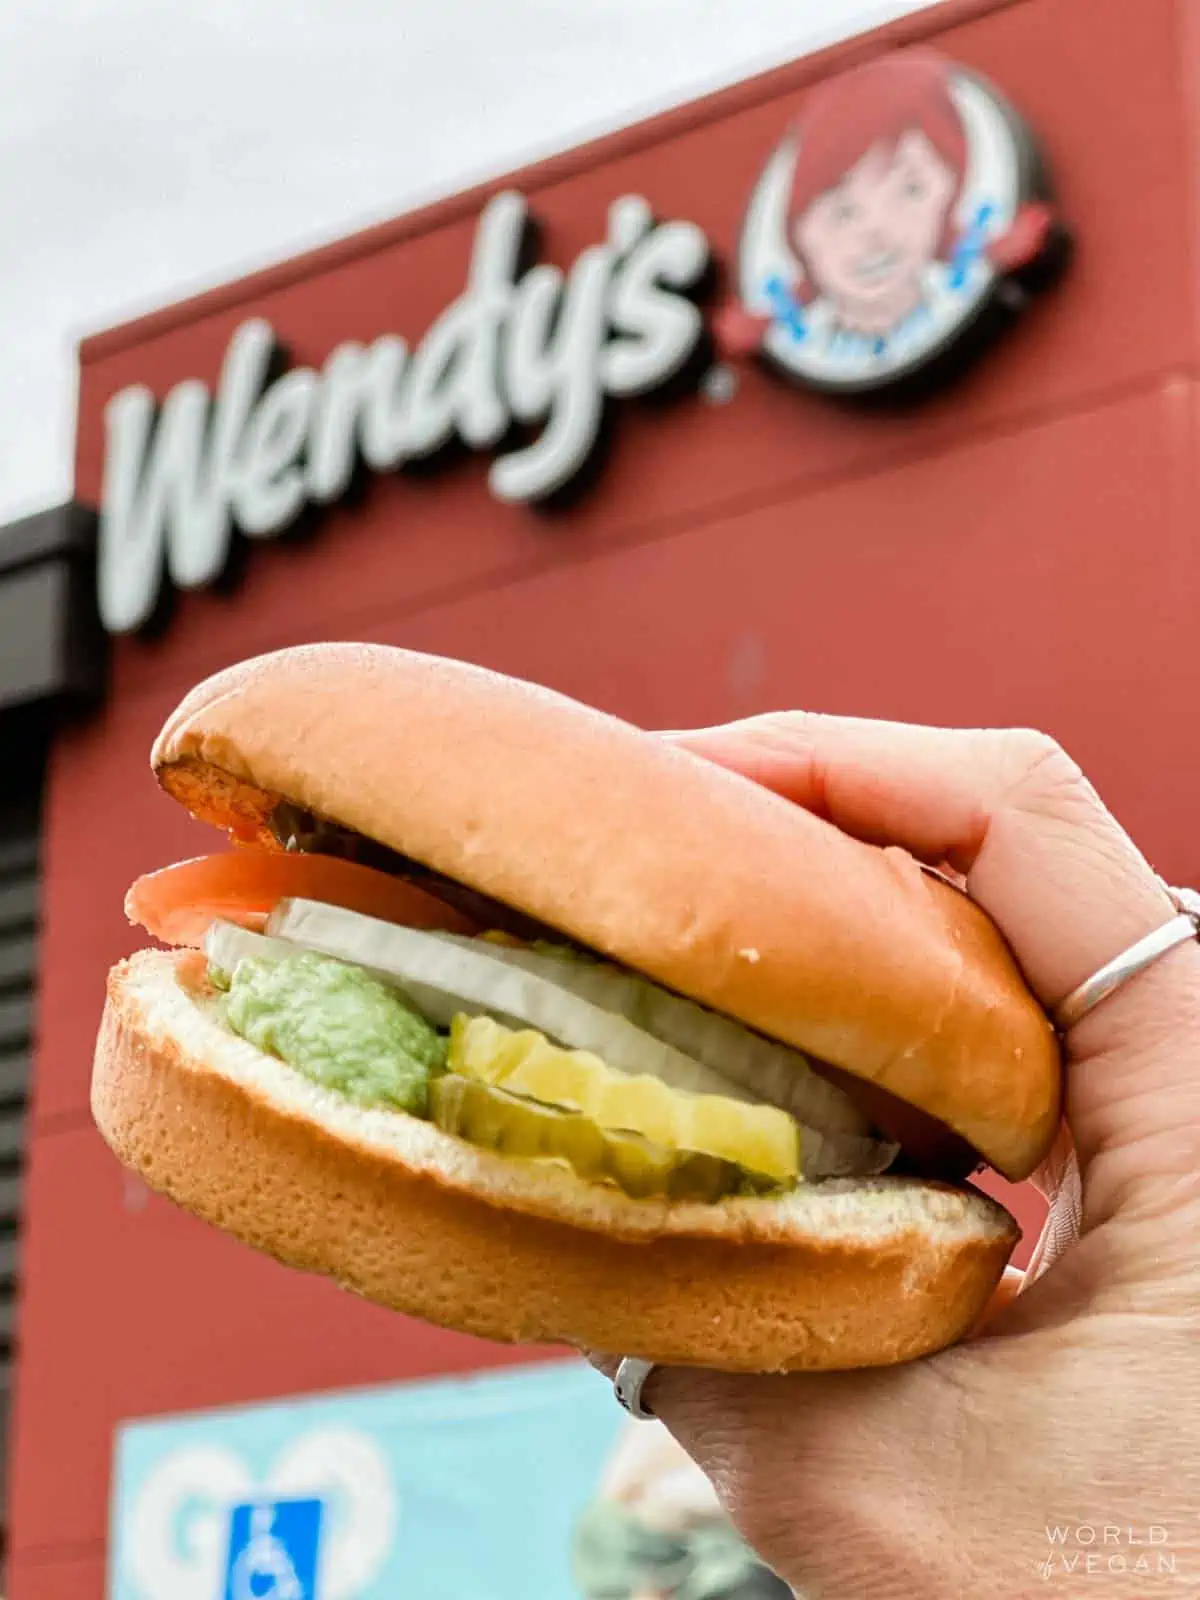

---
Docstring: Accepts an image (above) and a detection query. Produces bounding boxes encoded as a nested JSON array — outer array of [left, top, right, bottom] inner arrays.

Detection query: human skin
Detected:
[[593, 714, 1200, 1598]]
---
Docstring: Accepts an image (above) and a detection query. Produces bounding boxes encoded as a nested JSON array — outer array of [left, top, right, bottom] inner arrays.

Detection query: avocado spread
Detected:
[[216, 951, 446, 1115]]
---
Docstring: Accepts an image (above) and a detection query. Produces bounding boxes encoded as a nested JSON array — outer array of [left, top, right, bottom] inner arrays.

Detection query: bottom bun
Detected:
[[92, 950, 1019, 1373]]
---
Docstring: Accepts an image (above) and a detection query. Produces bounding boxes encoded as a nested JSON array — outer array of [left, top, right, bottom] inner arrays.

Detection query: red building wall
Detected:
[[13, 0, 1200, 1590]]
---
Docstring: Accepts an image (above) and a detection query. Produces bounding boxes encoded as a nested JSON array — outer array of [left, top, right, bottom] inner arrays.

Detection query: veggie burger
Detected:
[[92, 644, 1061, 1373]]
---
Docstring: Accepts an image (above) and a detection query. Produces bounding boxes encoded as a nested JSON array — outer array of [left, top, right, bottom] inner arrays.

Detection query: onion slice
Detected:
[[430, 931, 872, 1138], [266, 900, 764, 1102], [207, 911, 899, 1179], [266, 900, 874, 1138]]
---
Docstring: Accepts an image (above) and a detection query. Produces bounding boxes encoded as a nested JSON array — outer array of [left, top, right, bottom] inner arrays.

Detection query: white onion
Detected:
[[209, 904, 897, 1178], [427, 932, 871, 1138]]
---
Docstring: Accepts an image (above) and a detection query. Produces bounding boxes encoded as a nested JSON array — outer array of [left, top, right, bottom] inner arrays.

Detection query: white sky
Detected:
[[0, 0, 936, 525]]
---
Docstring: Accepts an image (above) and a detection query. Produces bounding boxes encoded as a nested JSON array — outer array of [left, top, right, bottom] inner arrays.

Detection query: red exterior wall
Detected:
[[13, 0, 1200, 1589]]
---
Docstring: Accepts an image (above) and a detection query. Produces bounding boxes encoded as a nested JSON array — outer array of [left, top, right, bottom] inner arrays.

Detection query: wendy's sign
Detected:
[[721, 49, 1067, 393], [97, 192, 713, 635], [93, 49, 1068, 636]]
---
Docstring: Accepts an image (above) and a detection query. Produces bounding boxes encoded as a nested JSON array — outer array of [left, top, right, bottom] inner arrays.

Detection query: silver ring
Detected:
[[612, 1357, 658, 1421], [1053, 885, 1200, 1030]]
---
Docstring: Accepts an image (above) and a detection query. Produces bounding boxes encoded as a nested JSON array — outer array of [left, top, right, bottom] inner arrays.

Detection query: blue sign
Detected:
[[108, 1359, 625, 1600], [222, 1499, 323, 1600]]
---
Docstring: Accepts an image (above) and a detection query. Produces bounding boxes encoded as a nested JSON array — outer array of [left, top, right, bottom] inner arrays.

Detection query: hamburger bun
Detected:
[[151, 643, 1060, 1180], [90, 642, 1061, 1371], [93, 949, 1019, 1373]]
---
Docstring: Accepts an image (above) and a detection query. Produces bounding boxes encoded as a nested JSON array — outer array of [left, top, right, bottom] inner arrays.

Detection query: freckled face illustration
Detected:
[[781, 51, 970, 340], [795, 129, 957, 334]]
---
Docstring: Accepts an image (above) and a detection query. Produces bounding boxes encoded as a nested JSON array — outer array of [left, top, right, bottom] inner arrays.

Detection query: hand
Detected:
[[597, 714, 1200, 1598]]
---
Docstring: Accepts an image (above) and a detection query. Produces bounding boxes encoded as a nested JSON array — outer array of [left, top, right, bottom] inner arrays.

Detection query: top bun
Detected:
[[152, 643, 1060, 1179]]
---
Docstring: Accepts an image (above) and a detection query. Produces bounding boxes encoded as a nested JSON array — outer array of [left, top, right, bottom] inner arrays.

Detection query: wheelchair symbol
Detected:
[[223, 1498, 323, 1600]]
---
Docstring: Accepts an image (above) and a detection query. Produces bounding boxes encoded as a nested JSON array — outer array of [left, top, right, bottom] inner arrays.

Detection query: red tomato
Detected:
[[125, 850, 477, 948]]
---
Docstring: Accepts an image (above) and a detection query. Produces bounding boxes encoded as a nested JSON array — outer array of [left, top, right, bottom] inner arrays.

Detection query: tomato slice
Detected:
[[126, 850, 478, 948]]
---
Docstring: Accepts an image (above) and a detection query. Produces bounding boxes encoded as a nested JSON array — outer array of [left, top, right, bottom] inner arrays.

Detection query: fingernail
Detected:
[[581, 1351, 619, 1379]]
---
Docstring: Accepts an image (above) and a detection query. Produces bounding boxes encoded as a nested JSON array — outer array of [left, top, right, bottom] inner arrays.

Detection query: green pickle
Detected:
[[449, 1013, 800, 1183], [429, 1073, 778, 1202]]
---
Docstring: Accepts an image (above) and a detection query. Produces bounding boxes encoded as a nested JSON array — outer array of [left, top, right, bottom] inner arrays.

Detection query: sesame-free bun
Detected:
[[93, 952, 1018, 1372], [151, 643, 1060, 1180]]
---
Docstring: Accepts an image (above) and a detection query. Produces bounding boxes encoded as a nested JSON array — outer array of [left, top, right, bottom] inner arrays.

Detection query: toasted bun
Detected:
[[152, 643, 1060, 1179], [92, 952, 1018, 1372]]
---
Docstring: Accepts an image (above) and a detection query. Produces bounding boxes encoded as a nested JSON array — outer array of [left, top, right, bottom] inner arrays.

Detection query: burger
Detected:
[[91, 643, 1061, 1373]]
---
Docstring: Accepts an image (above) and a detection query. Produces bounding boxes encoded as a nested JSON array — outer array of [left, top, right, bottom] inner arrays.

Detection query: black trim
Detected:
[[0, 503, 96, 574], [0, 504, 107, 713], [0, 699, 48, 1528]]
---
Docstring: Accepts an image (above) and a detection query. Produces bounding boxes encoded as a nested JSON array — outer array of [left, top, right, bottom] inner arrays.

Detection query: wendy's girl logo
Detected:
[[722, 49, 1069, 395]]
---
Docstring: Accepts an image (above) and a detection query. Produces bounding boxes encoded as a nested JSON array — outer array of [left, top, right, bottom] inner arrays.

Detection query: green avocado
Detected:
[[218, 951, 446, 1116]]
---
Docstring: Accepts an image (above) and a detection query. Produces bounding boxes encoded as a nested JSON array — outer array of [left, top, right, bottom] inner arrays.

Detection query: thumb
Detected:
[[672, 715, 1200, 1239]]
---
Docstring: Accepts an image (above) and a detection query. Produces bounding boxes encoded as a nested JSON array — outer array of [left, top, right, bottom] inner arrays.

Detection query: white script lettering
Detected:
[[98, 189, 712, 632]]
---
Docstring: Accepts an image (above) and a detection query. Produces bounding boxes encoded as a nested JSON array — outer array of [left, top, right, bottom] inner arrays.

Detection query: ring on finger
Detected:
[[612, 1357, 658, 1421]]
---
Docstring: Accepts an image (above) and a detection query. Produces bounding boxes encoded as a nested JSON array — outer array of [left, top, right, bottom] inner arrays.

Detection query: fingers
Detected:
[[674, 715, 997, 871], [672, 713, 1169, 994], [1025, 1141, 1084, 1285], [586, 1352, 742, 1439], [584, 1354, 949, 1594], [672, 711, 1180, 1023], [970, 1265, 1026, 1335], [671, 713, 1200, 1230], [1023, 1121, 1082, 1261]]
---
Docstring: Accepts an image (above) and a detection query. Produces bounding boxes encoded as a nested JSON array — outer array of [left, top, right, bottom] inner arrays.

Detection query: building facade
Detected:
[[7, 0, 1200, 1591]]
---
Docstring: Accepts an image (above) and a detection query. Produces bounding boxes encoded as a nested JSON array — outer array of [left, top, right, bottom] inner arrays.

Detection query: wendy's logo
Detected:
[[720, 49, 1069, 395]]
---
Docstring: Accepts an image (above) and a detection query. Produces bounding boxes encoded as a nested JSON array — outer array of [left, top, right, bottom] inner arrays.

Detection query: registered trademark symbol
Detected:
[[701, 364, 739, 404]]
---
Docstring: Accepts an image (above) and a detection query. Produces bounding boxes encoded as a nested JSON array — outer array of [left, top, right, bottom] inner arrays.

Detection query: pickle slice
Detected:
[[449, 1014, 800, 1185], [429, 1072, 768, 1202]]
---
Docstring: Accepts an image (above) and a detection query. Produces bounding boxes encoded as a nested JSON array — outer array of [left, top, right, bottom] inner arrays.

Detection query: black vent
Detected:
[[0, 801, 38, 1461], [0, 703, 49, 1523], [0, 821, 35, 1248]]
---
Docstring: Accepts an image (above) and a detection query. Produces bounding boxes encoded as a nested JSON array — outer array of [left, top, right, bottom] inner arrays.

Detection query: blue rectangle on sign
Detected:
[[108, 1358, 625, 1600], [223, 1498, 323, 1600]]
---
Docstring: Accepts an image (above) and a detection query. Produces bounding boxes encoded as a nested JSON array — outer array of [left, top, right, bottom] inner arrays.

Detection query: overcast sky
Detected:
[[0, 0, 936, 525]]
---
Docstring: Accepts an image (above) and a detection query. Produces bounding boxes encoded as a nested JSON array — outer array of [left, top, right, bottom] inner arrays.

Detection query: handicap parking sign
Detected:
[[222, 1498, 324, 1600], [112, 1362, 624, 1599]]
